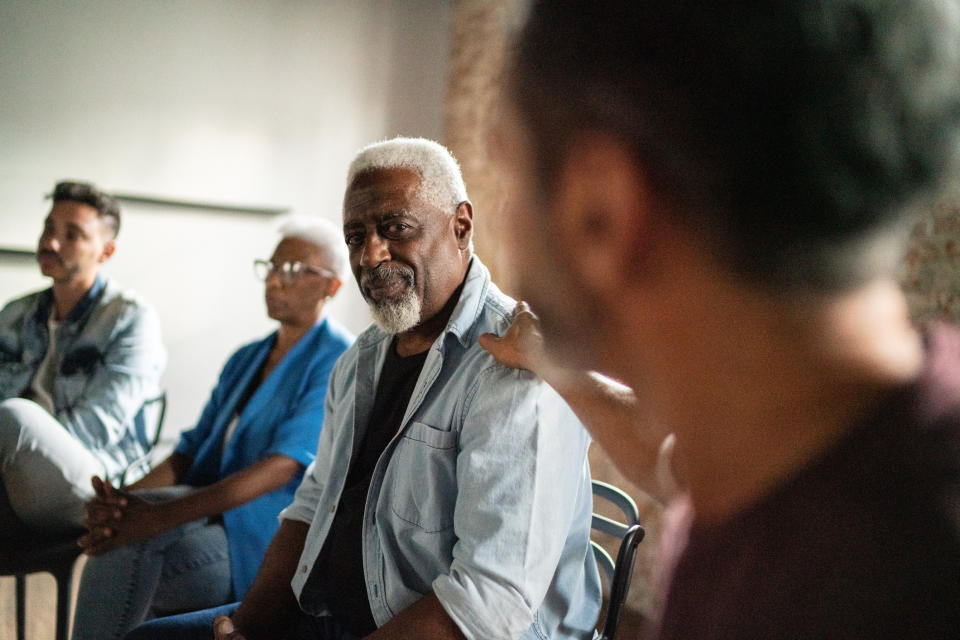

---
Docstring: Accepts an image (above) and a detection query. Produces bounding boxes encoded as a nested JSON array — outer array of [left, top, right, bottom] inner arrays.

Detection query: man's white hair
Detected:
[[346, 137, 469, 211], [276, 215, 348, 279]]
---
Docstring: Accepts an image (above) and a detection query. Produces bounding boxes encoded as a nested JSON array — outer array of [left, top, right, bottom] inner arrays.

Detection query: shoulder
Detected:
[[230, 333, 273, 361], [317, 316, 356, 353], [0, 288, 47, 321], [474, 278, 516, 336], [95, 279, 160, 325], [324, 326, 378, 390]]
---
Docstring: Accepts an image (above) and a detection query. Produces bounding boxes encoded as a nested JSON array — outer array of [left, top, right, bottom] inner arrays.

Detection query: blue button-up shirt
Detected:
[[175, 317, 353, 598], [281, 257, 600, 639], [0, 275, 166, 481]]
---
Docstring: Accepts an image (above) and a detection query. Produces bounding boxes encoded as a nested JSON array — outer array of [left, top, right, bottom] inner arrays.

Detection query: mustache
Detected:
[[360, 263, 414, 290], [37, 249, 63, 264]]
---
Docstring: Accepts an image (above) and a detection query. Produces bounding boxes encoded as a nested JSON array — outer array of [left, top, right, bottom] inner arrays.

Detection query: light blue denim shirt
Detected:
[[0, 276, 166, 480], [281, 257, 601, 640]]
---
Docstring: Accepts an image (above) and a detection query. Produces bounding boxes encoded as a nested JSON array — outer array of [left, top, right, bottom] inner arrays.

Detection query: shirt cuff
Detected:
[[433, 569, 533, 640]]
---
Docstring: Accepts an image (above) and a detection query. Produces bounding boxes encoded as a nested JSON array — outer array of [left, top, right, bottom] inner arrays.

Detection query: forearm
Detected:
[[128, 452, 192, 490], [231, 518, 308, 640], [541, 368, 674, 502], [156, 454, 302, 529], [365, 592, 466, 640]]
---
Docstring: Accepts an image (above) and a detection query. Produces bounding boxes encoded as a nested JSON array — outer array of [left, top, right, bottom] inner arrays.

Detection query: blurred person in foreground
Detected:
[[72, 217, 353, 640], [0, 181, 165, 544], [494, 1, 960, 637]]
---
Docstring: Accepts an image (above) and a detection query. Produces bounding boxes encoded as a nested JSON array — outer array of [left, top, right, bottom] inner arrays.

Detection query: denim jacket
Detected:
[[0, 276, 166, 481], [281, 257, 601, 640]]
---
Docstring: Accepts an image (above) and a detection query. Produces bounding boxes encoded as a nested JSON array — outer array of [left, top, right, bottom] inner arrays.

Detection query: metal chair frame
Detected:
[[592, 479, 646, 640]]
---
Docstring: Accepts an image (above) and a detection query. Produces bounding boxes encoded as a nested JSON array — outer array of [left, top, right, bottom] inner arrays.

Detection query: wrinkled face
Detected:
[[343, 167, 469, 335], [263, 237, 337, 326], [37, 200, 114, 285]]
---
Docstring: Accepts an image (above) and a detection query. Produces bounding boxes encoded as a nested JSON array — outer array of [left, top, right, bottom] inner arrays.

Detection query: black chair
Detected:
[[592, 479, 646, 640], [1, 391, 167, 640]]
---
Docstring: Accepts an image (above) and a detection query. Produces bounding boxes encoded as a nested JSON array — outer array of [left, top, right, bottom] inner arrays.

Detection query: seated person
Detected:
[[0, 181, 165, 539], [128, 137, 600, 640], [71, 217, 354, 640]]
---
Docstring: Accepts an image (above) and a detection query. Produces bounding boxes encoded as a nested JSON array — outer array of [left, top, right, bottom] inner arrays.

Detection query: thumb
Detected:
[[478, 332, 501, 352]]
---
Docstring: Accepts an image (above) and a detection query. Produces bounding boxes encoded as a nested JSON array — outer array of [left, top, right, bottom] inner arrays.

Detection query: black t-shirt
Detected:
[[655, 324, 960, 639], [308, 339, 429, 636]]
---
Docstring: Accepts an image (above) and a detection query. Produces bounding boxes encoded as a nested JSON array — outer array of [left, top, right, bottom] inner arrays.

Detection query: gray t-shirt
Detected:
[[27, 310, 61, 414]]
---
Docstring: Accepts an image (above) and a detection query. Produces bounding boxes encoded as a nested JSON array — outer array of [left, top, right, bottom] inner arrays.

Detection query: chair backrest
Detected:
[[591, 479, 645, 640], [133, 391, 167, 451], [120, 391, 167, 487]]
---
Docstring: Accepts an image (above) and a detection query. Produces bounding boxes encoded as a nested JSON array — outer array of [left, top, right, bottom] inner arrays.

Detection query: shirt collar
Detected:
[[34, 273, 106, 327]]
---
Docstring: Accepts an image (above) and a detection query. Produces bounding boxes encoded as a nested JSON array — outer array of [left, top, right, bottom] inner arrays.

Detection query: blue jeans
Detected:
[[126, 605, 359, 640], [72, 487, 233, 640]]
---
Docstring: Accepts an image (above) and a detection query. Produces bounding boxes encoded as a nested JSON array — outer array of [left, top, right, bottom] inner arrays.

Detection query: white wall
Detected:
[[0, 0, 452, 439]]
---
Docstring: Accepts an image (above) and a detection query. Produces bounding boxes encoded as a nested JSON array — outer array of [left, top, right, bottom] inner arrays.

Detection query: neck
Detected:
[[51, 273, 97, 321], [611, 261, 922, 524], [395, 279, 466, 357]]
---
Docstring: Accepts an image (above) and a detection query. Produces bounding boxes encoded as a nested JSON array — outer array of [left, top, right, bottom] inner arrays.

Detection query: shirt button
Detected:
[[329, 504, 336, 513], [301, 564, 308, 574]]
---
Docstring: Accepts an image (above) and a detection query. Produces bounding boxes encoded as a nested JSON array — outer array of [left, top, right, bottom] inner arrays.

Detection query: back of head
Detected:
[[513, 0, 960, 291], [52, 180, 122, 238], [346, 137, 469, 212], [277, 215, 348, 279]]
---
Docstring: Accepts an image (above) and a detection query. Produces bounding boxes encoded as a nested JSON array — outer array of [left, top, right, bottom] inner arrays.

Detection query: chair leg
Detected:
[[16, 574, 26, 640], [54, 564, 75, 640]]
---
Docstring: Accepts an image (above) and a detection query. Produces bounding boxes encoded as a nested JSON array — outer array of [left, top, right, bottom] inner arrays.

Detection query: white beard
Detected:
[[367, 287, 422, 334]]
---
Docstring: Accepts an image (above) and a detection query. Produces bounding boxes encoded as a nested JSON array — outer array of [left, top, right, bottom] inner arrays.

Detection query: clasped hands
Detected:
[[77, 475, 165, 555]]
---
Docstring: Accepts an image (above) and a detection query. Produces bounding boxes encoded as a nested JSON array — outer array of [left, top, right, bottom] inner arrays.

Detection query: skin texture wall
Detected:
[[903, 191, 960, 324]]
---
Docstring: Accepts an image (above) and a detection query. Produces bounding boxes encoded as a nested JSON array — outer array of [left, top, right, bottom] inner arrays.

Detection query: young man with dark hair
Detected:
[[0, 180, 165, 538], [495, 1, 960, 637]]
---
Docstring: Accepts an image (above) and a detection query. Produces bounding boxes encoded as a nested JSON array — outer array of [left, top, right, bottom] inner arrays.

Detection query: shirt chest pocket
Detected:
[[387, 421, 458, 533]]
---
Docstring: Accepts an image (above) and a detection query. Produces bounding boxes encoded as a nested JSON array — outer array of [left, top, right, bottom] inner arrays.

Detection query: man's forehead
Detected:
[[344, 168, 421, 213], [47, 200, 101, 227]]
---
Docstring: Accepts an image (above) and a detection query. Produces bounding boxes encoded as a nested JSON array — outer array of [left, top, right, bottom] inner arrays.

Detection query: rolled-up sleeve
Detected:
[[433, 363, 591, 640]]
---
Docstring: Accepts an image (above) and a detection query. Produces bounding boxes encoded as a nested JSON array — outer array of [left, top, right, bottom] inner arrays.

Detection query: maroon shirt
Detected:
[[655, 324, 960, 639]]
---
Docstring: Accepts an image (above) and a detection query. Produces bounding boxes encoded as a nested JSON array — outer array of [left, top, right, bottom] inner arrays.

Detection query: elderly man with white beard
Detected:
[[126, 137, 600, 640]]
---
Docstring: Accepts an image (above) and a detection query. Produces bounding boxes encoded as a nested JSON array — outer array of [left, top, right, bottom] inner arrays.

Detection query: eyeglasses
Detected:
[[253, 259, 337, 285]]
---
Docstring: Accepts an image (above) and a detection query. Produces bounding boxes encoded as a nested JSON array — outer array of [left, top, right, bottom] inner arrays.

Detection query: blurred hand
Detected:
[[79, 476, 166, 555], [479, 301, 546, 374]]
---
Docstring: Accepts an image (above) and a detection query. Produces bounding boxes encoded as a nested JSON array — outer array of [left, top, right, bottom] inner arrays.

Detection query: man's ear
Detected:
[[453, 201, 473, 250], [553, 133, 656, 295], [99, 239, 116, 263]]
